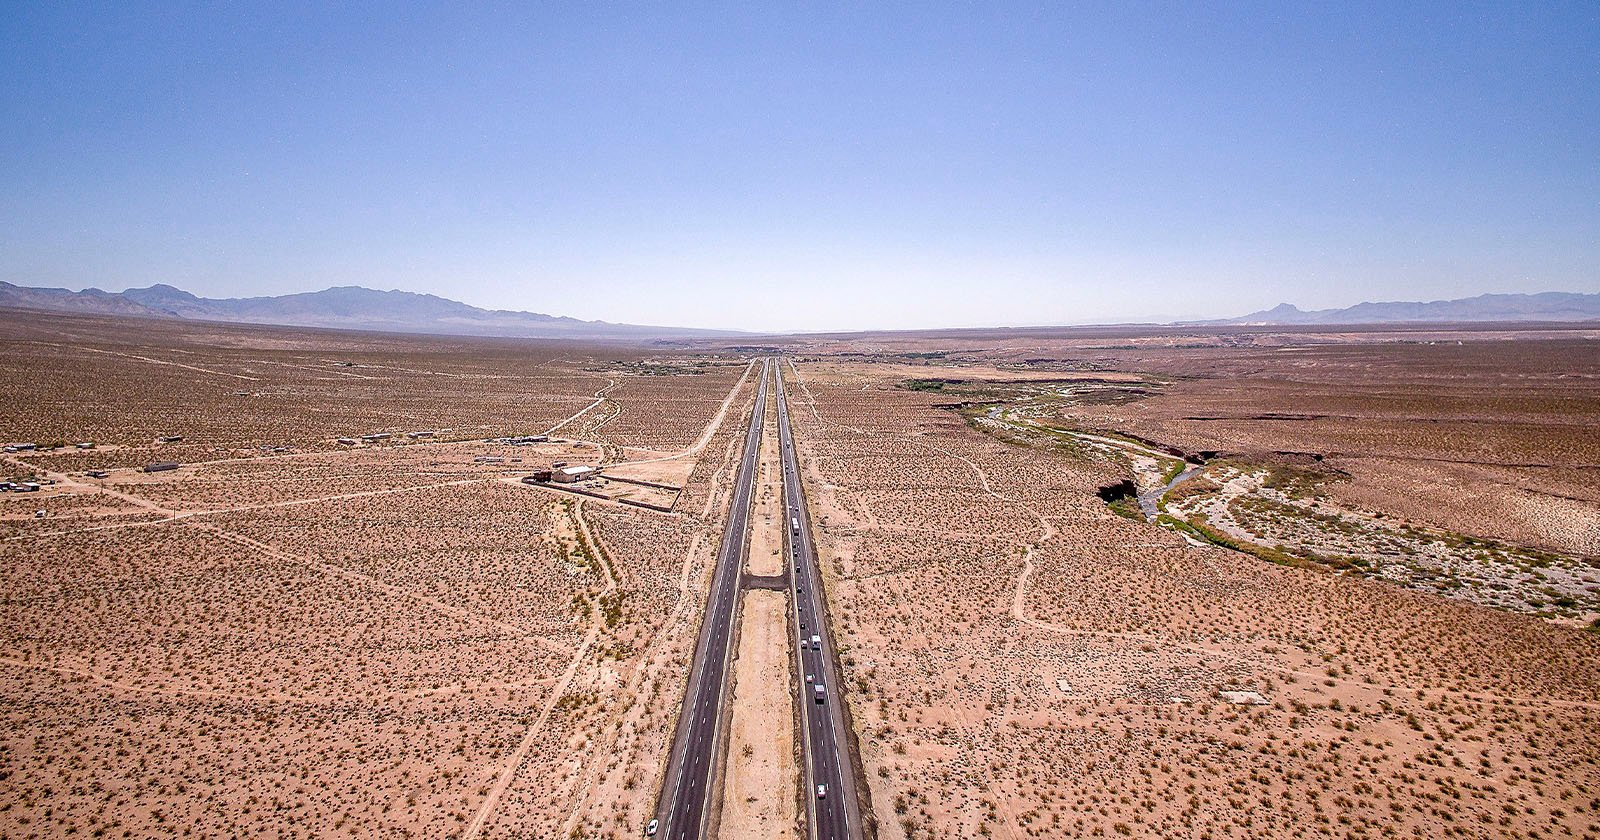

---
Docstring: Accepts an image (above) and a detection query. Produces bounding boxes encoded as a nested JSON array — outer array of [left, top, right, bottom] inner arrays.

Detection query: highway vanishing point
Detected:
[[654, 358, 864, 839]]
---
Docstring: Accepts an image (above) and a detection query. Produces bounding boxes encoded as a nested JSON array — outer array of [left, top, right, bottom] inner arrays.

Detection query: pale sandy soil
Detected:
[[1325, 457, 1600, 557], [1013, 338, 1600, 560], [782, 357, 1600, 840], [718, 589, 799, 839], [599, 458, 696, 488], [450, 369, 766, 840], [0, 311, 764, 840], [984, 392, 1600, 620], [1166, 464, 1600, 617], [809, 360, 1150, 384], [513, 474, 682, 510], [749, 393, 786, 576], [8, 308, 1599, 840]]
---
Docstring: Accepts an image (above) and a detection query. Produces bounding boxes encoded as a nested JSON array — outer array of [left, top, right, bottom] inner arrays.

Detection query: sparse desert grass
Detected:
[[781, 346, 1600, 840], [963, 376, 1600, 620], [4, 308, 1598, 840], [0, 309, 758, 839]]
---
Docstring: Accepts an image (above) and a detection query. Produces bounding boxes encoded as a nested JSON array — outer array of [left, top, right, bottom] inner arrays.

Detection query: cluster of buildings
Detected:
[[330, 431, 550, 448], [337, 433, 391, 445], [474, 455, 526, 464], [517, 462, 675, 513], [0, 479, 45, 493], [524, 463, 600, 484], [3, 442, 97, 453], [493, 434, 550, 446], [337, 430, 450, 446]]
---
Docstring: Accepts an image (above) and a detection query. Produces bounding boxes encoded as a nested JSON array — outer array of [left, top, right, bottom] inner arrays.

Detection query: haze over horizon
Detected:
[[4, 4, 1597, 332]]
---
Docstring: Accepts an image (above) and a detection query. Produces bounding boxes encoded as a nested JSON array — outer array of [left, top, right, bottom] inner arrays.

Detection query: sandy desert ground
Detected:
[[772, 325, 1600, 840], [0, 310, 757, 839], [718, 589, 799, 839], [2, 309, 1597, 840]]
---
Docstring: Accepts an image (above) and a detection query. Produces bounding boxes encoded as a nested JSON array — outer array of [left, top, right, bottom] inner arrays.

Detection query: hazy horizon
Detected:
[[10, 278, 1600, 334], [4, 4, 1597, 332]]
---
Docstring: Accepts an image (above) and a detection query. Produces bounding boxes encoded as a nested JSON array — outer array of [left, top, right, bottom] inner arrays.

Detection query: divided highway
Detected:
[[777, 361, 863, 840], [654, 357, 862, 840], [655, 359, 769, 839]]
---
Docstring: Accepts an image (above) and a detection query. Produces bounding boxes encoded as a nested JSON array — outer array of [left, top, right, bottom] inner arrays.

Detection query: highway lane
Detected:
[[776, 361, 863, 840], [655, 359, 770, 839]]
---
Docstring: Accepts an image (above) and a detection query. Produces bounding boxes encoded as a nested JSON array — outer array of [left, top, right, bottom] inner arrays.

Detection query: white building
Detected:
[[553, 465, 599, 483]]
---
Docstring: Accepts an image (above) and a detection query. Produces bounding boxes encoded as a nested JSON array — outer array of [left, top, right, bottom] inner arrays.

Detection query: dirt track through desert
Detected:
[[2, 311, 1597, 840]]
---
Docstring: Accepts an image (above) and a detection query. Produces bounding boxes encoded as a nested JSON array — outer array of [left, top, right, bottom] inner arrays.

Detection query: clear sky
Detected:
[[3, 3, 1596, 331]]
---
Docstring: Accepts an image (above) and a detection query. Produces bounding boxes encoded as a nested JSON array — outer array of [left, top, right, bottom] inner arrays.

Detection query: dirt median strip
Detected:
[[748, 389, 786, 576], [719, 589, 799, 838]]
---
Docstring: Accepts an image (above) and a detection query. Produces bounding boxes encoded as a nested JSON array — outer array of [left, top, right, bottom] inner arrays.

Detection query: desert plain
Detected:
[[1, 309, 1597, 840]]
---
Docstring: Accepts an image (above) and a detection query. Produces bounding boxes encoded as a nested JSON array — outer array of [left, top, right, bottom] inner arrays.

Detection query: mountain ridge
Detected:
[[1192, 291, 1600, 325], [0, 281, 736, 339]]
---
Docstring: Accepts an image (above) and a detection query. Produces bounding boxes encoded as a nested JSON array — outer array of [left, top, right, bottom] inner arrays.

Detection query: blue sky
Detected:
[[2, 3, 1596, 331]]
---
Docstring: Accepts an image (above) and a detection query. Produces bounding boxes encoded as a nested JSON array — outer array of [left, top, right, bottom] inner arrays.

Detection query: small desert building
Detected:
[[143, 461, 180, 473], [553, 465, 598, 483]]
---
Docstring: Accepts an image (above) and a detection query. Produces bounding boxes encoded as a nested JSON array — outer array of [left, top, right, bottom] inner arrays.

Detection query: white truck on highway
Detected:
[[814, 684, 825, 703], [791, 516, 799, 532], [809, 634, 821, 650]]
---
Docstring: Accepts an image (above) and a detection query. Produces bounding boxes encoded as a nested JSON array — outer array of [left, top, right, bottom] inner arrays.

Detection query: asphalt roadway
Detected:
[[776, 361, 862, 840], [654, 358, 861, 840], [655, 358, 769, 839]]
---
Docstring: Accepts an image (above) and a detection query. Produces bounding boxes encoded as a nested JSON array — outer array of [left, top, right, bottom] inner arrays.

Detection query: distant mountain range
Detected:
[[5, 281, 1595, 337], [1199, 292, 1600, 326], [0, 281, 736, 339]]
